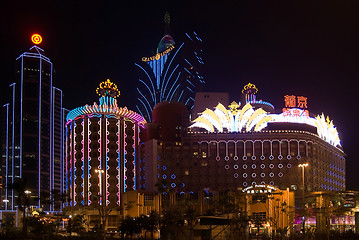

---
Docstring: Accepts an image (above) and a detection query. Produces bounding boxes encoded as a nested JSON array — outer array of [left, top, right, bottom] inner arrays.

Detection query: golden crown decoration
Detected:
[[242, 82, 258, 94], [96, 79, 120, 98]]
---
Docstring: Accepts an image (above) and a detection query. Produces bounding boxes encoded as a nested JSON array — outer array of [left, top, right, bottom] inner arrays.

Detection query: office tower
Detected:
[[1, 38, 65, 212]]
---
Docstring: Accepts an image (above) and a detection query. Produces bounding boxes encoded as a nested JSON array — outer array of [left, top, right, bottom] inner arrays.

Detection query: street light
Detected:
[[95, 169, 105, 205], [298, 163, 309, 236]]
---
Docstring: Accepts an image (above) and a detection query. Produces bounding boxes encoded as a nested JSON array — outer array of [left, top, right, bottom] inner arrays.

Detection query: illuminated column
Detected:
[[132, 125, 136, 190], [97, 118, 102, 204], [105, 118, 110, 205], [81, 119, 85, 205], [73, 122, 77, 206], [116, 120, 121, 205], [123, 122, 127, 192], [87, 119, 92, 205]]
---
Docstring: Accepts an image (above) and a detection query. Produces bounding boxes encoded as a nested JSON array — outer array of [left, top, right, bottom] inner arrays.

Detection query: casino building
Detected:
[[139, 83, 345, 194], [65, 79, 146, 207], [135, 12, 204, 122]]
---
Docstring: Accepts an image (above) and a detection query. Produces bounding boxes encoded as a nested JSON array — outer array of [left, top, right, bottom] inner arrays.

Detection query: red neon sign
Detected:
[[31, 34, 42, 45]]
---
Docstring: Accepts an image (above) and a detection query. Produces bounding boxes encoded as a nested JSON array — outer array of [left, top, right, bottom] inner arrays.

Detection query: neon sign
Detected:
[[242, 184, 278, 193], [142, 45, 175, 62], [191, 100, 342, 147], [189, 102, 273, 133], [283, 95, 307, 109], [31, 34, 42, 45]]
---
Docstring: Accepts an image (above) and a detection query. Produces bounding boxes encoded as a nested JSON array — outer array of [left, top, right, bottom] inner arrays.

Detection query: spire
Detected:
[[164, 11, 170, 34]]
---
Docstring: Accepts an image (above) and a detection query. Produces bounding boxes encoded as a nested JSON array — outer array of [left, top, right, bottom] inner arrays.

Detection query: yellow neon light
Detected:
[[246, 108, 266, 131], [192, 116, 214, 132], [215, 103, 230, 123], [142, 45, 175, 62], [254, 116, 273, 131], [242, 82, 258, 94], [202, 109, 223, 132]]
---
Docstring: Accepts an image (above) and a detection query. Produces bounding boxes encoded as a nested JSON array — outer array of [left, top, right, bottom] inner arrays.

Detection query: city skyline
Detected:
[[0, 1, 358, 189]]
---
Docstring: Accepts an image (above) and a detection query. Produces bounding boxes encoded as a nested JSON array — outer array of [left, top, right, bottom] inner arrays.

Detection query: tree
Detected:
[[139, 211, 159, 240], [119, 216, 141, 239], [8, 178, 31, 238]]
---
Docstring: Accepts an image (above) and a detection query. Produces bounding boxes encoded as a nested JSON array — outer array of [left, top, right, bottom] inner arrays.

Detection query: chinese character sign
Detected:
[[283, 95, 309, 117], [297, 96, 307, 109], [284, 95, 308, 109], [284, 95, 296, 108]]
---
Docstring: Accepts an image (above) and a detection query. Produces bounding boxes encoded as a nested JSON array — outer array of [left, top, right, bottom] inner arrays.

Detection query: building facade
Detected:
[[140, 83, 345, 195], [65, 79, 146, 207], [1, 43, 65, 212], [135, 15, 204, 122]]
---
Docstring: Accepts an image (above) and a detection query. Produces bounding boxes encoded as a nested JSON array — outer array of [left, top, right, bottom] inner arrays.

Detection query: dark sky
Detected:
[[1, 1, 358, 189]]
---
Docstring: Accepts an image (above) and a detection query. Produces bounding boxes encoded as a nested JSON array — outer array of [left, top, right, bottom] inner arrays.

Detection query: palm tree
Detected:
[[8, 178, 31, 238], [139, 211, 159, 239]]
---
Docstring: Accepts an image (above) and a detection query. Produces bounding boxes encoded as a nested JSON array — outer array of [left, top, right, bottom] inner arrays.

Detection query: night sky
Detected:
[[1, 1, 358, 189]]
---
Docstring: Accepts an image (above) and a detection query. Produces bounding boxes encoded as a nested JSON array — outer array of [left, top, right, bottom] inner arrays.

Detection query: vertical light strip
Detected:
[[123, 121, 126, 192], [98, 118, 102, 204], [82, 119, 85, 205], [38, 56, 42, 207], [50, 65, 54, 211], [88, 118, 91, 205], [132, 124, 136, 190], [20, 57, 23, 179], [105, 118, 109, 205], [49, 87, 53, 211], [116, 119, 121, 205], [4, 104, 9, 210], [69, 123, 73, 206], [73, 122, 77, 206], [64, 122, 68, 207], [11, 83, 15, 210]]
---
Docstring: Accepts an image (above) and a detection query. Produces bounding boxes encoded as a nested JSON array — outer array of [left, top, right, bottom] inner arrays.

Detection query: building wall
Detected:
[[141, 130, 345, 194], [65, 115, 139, 207]]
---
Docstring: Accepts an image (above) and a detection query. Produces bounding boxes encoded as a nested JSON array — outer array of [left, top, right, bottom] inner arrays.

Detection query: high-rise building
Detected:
[[65, 79, 146, 207], [135, 13, 205, 122], [1, 36, 66, 212]]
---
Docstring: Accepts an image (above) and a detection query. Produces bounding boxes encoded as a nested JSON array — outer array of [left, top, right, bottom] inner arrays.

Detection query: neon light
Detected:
[[123, 122, 126, 192], [142, 45, 175, 62], [66, 97, 146, 127], [31, 33, 42, 45], [96, 79, 120, 98], [3, 104, 9, 210], [190, 103, 272, 133], [116, 120, 121, 205], [105, 118, 110, 205]]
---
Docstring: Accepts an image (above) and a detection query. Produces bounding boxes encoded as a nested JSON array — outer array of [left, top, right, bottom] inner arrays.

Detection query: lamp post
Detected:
[[298, 163, 309, 237], [95, 169, 105, 205]]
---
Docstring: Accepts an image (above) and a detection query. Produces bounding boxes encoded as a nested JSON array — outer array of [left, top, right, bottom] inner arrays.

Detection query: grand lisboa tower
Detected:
[[65, 79, 146, 207]]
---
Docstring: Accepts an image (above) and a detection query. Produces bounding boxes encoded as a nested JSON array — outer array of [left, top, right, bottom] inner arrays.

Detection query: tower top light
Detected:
[[31, 34, 42, 45]]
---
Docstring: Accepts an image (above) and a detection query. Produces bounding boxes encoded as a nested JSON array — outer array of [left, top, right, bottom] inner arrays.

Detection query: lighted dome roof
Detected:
[[157, 34, 175, 53]]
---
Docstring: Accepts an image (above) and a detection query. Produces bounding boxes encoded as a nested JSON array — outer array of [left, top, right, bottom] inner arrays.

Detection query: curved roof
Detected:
[[157, 34, 175, 53]]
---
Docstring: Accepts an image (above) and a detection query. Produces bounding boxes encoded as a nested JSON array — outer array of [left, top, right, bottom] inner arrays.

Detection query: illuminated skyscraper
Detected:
[[135, 14, 205, 121], [65, 79, 146, 207], [1, 38, 66, 212]]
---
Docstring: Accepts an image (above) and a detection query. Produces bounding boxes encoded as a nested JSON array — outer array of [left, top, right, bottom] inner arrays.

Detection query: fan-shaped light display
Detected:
[[190, 102, 341, 148], [190, 103, 272, 133]]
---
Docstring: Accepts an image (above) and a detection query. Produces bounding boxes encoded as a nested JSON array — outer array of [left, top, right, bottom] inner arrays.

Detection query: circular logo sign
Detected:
[[31, 34, 42, 45]]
